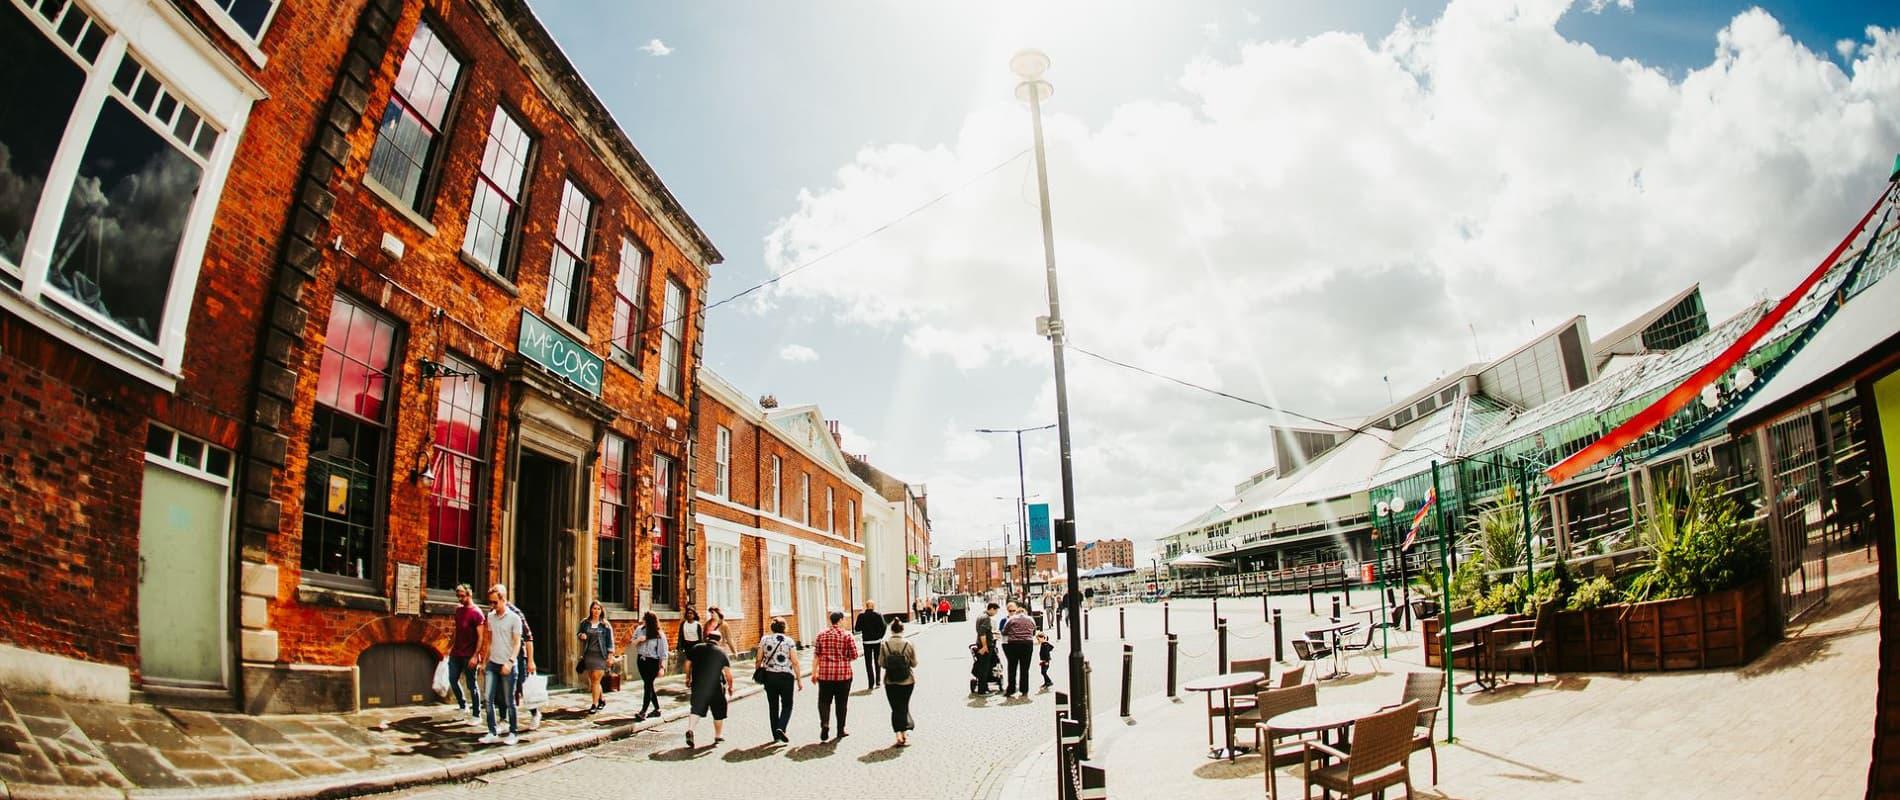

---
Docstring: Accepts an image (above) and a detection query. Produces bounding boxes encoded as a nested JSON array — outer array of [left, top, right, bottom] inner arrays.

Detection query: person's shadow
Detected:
[[648, 746, 714, 762], [785, 740, 839, 762], [722, 742, 780, 763], [858, 746, 904, 764]]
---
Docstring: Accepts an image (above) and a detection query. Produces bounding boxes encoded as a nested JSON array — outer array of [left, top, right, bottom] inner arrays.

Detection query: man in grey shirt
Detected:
[[972, 602, 1000, 694], [473, 583, 524, 745]]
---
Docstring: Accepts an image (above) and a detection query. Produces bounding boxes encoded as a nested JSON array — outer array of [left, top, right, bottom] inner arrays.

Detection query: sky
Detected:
[[533, 0, 1900, 566]]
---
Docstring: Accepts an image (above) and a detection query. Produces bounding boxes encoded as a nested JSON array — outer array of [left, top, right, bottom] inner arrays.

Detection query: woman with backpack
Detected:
[[882, 619, 919, 747], [755, 617, 803, 743]]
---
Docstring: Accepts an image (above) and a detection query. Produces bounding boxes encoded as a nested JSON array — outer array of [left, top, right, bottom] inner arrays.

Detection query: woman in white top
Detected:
[[756, 617, 803, 744]]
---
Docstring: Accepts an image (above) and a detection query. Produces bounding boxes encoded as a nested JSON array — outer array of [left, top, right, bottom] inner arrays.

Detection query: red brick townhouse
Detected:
[[233, 0, 721, 713], [0, 0, 354, 707], [691, 370, 880, 652]]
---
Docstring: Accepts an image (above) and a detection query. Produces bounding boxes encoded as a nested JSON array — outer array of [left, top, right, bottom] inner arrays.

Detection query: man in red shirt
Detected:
[[812, 611, 860, 741], [447, 583, 485, 722]]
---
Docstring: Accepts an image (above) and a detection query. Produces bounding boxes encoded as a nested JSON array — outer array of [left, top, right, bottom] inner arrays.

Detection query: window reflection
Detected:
[[0, 4, 87, 267]]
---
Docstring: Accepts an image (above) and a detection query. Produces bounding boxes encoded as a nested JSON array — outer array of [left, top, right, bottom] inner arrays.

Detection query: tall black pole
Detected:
[[1016, 51, 1088, 757], [1017, 431, 1031, 606]]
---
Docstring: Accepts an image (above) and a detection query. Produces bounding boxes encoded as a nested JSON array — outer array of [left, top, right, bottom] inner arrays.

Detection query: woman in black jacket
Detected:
[[576, 600, 615, 713]]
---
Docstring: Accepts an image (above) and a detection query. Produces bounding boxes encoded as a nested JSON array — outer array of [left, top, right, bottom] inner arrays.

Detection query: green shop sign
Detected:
[[517, 311, 603, 397]]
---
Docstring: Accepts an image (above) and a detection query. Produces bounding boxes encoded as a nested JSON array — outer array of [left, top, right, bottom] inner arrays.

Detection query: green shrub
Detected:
[[1566, 576, 1620, 611], [1519, 572, 1561, 614], [1472, 581, 1523, 616], [1626, 480, 1769, 602]]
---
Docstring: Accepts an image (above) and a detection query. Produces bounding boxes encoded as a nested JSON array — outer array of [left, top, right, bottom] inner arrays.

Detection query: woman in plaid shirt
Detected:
[[813, 611, 860, 741]]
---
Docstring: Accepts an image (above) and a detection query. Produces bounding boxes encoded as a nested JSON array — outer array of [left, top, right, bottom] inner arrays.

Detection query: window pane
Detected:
[[658, 279, 686, 394], [0, 4, 89, 268], [47, 100, 204, 343], [462, 108, 530, 274], [544, 181, 591, 326], [366, 21, 460, 209], [218, 0, 276, 38], [427, 358, 487, 590]]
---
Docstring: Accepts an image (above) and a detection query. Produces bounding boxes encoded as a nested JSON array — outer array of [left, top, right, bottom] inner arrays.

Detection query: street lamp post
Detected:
[[977, 423, 1056, 607], [1012, 48, 1091, 755]]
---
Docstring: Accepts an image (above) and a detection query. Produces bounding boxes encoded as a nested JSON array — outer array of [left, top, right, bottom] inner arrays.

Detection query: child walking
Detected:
[[1036, 632, 1054, 689]]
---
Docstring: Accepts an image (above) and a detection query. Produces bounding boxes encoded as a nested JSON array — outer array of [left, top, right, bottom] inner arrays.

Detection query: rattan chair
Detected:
[[1487, 605, 1553, 686], [1276, 663, 1308, 688], [1382, 672, 1445, 783], [1301, 701, 1419, 799], [1212, 656, 1278, 719], [1235, 683, 1319, 800]]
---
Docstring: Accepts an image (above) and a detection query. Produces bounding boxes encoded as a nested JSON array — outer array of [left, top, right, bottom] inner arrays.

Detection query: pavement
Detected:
[[0, 664, 740, 799], [998, 555, 1883, 800]]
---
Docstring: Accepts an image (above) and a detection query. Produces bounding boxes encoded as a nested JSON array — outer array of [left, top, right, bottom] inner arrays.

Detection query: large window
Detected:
[[847, 500, 856, 542], [707, 542, 739, 615], [195, 0, 278, 41], [461, 107, 530, 276], [425, 356, 488, 591], [366, 19, 460, 210], [800, 473, 811, 525], [651, 452, 677, 608], [1, 0, 252, 378], [658, 277, 686, 396], [825, 561, 842, 613], [825, 487, 835, 533], [303, 297, 400, 583], [714, 426, 731, 497], [768, 551, 791, 614], [768, 455, 781, 515], [544, 180, 593, 327], [596, 435, 630, 606], [610, 238, 647, 362]]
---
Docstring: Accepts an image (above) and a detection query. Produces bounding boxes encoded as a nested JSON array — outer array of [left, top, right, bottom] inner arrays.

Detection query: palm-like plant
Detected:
[[1465, 485, 1543, 571], [1626, 479, 1765, 601]]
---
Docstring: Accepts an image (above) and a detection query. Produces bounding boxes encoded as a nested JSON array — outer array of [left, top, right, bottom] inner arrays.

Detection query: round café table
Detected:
[[1262, 701, 1382, 754], [1304, 621, 1358, 678], [1184, 671, 1266, 761]]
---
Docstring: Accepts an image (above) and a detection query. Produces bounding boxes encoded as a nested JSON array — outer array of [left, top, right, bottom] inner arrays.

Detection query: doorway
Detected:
[[797, 568, 826, 643], [138, 432, 232, 688], [513, 452, 568, 677]]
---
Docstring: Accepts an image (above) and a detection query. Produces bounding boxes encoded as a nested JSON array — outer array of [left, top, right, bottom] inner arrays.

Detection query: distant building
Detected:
[[1078, 539, 1135, 571]]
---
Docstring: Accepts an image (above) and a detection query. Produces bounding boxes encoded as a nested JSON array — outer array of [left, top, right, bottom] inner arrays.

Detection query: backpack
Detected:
[[883, 641, 914, 683]]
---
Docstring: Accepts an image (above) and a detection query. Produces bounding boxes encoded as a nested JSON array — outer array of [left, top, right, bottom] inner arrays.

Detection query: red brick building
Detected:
[[0, 0, 722, 714], [1078, 538, 1135, 571], [0, 0, 334, 706], [691, 370, 868, 652], [238, 0, 721, 712]]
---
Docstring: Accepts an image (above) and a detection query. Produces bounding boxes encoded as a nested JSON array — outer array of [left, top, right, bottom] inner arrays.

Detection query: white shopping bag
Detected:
[[431, 659, 451, 699], [519, 673, 550, 708]]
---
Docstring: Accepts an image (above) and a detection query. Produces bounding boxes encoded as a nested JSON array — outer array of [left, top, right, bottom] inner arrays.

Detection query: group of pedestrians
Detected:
[[970, 600, 1054, 697], [443, 582, 540, 746], [911, 596, 952, 623]]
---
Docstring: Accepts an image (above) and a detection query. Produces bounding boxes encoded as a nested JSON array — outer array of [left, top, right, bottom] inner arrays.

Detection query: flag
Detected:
[[1401, 488, 1436, 551]]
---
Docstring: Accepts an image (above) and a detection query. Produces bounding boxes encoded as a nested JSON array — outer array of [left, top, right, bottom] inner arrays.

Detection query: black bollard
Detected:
[[1212, 596, 1220, 627], [1307, 585, 1316, 615], [1119, 606, 1126, 640], [1120, 644, 1134, 717], [1164, 600, 1171, 636], [1272, 609, 1284, 662], [1217, 618, 1229, 673], [1167, 634, 1179, 698], [1331, 595, 1342, 622], [1262, 593, 1270, 622], [1344, 579, 1353, 605], [1084, 607, 1091, 640]]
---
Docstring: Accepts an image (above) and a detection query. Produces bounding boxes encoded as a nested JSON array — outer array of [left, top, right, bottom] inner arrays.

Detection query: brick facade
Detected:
[[1079, 539, 1135, 571], [689, 372, 871, 654], [231, 0, 721, 712]]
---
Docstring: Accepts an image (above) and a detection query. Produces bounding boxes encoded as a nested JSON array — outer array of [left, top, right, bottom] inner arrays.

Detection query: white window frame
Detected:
[[825, 561, 842, 612], [767, 546, 791, 615], [1, 0, 261, 391], [714, 426, 731, 498], [846, 499, 856, 542], [825, 487, 835, 532], [800, 473, 811, 525], [186, 0, 280, 66], [768, 455, 781, 515], [707, 541, 740, 618]]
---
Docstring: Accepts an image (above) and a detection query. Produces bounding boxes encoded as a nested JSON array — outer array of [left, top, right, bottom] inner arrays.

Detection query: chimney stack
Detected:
[[827, 419, 841, 447], [759, 394, 778, 409]]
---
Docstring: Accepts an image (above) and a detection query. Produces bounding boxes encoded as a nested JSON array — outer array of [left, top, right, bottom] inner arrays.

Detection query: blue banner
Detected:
[[1027, 503, 1053, 554]]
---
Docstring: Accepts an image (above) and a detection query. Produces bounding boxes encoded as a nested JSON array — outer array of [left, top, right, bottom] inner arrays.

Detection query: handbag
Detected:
[[752, 636, 782, 684]]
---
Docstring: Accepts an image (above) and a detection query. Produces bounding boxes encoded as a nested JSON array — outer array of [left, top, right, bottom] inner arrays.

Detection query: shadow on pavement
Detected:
[[784, 741, 839, 762], [857, 745, 904, 764], [381, 714, 486, 760], [648, 745, 715, 762], [721, 742, 782, 763]]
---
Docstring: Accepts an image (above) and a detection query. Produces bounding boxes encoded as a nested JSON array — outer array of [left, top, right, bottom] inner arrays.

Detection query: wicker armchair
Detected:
[[1276, 663, 1308, 688], [1382, 671, 1445, 783], [1301, 701, 1419, 799], [1236, 683, 1319, 800], [1211, 657, 1277, 719]]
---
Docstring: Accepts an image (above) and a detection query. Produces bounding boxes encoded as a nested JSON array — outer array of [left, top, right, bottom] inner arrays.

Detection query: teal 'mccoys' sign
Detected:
[[517, 311, 603, 397]]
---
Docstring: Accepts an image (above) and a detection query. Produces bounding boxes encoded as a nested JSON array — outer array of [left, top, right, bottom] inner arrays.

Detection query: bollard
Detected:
[[1084, 607, 1091, 640], [1344, 579, 1353, 605], [1164, 600, 1171, 636], [1217, 618, 1229, 673], [1119, 606, 1126, 640], [1307, 586, 1317, 615], [1120, 644, 1134, 717], [1272, 609, 1284, 662], [1262, 593, 1270, 622], [1331, 595, 1342, 622], [1212, 596, 1220, 627], [1167, 634, 1179, 697]]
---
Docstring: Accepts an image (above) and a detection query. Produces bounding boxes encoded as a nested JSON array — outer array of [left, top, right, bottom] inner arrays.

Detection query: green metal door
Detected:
[[139, 464, 227, 685]]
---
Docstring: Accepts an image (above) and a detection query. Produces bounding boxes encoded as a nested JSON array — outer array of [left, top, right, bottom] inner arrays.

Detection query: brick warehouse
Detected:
[[0, 0, 726, 715], [692, 370, 916, 653], [1, 0, 340, 706]]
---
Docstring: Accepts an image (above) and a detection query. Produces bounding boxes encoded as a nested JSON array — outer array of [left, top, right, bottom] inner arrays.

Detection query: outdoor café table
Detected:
[[1446, 613, 1513, 692], [1304, 620, 1359, 678], [1260, 701, 1382, 751], [1184, 671, 1267, 760]]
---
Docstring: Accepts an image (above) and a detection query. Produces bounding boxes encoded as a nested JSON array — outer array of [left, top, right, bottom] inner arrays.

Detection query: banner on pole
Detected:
[[1028, 503, 1054, 554]]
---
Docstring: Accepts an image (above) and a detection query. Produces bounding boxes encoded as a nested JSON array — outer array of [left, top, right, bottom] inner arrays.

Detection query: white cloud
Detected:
[[1583, 0, 1634, 12], [778, 343, 819, 362], [640, 38, 673, 56], [1839, 38, 1858, 60], [1244, 11, 1261, 26], [765, 1, 1900, 560], [835, 422, 877, 455]]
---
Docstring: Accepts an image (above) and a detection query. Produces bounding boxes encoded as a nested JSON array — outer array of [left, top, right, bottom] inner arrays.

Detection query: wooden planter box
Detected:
[[1423, 580, 1775, 672]]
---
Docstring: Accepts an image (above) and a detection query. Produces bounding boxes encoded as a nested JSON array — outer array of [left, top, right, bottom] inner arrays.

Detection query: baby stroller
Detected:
[[968, 642, 1002, 694]]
